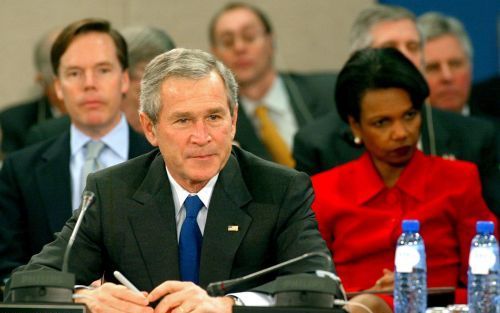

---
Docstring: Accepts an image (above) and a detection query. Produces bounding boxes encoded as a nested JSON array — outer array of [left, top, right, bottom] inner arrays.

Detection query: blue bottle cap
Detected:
[[476, 221, 494, 234], [402, 220, 419, 232]]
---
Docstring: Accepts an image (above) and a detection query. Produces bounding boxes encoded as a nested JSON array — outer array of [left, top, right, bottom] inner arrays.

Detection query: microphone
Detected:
[[207, 251, 332, 296], [62, 191, 96, 273], [6, 191, 96, 303]]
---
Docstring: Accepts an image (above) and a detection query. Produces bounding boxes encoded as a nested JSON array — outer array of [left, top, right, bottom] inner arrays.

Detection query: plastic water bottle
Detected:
[[394, 220, 427, 313], [468, 221, 500, 313]]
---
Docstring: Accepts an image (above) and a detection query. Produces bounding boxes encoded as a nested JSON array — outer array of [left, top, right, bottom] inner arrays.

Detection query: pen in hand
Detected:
[[113, 270, 144, 296]]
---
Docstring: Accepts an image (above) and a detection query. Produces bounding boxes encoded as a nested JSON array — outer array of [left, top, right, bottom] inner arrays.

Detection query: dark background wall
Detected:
[[380, 0, 499, 83]]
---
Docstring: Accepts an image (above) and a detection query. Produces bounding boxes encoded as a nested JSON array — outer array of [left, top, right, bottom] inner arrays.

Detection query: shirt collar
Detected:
[[462, 104, 470, 116], [165, 166, 219, 219], [241, 75, 289, 115], [354, 150, 427, 205], [70, 114, 128, 159]]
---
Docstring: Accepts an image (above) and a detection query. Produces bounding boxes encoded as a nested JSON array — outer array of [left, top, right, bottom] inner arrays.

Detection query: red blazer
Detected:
[[312, 150, 496, 303]]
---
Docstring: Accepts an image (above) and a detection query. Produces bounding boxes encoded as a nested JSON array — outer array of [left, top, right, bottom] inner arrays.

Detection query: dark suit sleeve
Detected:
[[293, 129, 323, 176], [479, 129, 500, 216], [0, 157, 31, 281], [274, 171, 334, 274], [10, 173, 104, 285]]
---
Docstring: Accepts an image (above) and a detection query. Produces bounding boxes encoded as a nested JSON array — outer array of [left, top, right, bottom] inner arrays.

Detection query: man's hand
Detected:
[[367, 268, 394, 291], [74, 282, 153, 313], [148, 281, 234, 313]]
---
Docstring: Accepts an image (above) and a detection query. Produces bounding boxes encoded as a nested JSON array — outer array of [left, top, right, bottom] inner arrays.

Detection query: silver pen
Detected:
[[113, 270, 143, 295]]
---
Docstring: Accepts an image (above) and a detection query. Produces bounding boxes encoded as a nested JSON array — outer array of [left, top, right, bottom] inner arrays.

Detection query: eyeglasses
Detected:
[[214, 30, 268, 50]]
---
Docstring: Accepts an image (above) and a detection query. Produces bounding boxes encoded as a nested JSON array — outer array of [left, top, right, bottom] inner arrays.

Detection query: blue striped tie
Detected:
[[179, 195, 203, 284]]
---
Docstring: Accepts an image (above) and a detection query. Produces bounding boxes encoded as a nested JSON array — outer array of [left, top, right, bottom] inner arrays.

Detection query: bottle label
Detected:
[[469, 247, 497, 275], [395, 245, 422, 273]]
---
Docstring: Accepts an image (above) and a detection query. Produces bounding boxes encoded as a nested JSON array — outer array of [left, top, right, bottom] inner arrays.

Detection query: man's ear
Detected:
[[139, 112, 158, 147], [231, 103, 238, 140], [120, 70, 130, 95], [54, 78, 64, 101]]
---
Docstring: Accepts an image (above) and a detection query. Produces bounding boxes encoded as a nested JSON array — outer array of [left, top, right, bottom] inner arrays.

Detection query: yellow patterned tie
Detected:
[[254, 105, 295, 168]]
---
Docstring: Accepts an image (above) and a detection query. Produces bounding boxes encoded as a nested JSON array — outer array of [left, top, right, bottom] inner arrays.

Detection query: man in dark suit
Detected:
[[417, 12, 500, 160], [209, 2, 335, 167], [0, 19, 153, 283], [293, 4, 500, 215], [9, 48, 331, 312], [0, 28, 66, 155]]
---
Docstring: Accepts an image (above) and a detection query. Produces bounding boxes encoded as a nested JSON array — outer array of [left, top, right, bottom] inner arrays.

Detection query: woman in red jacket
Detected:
[[312, 48, 495, 306]]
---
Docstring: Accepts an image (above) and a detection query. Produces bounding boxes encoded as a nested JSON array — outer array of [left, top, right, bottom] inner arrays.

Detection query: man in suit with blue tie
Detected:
[[8, 48, 331, 312], [0, 18, 153, 283]]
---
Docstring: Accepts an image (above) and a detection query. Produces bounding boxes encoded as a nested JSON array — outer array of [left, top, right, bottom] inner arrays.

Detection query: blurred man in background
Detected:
[[24, 25, 175, 143], [418, 12, 500, 157], [120, 26, 176, 133], [209, 2, 336, 167], [0, 28, 66, 156]]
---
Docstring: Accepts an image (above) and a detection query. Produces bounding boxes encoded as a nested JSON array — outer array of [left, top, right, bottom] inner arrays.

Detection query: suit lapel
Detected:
[[282, 73, 313, 127], [127, 152, 180, 288], [35, 132, 72, 233], [234, 102, 273, 161], [421, 105, 452, 156], [199, 153, 252, 288]]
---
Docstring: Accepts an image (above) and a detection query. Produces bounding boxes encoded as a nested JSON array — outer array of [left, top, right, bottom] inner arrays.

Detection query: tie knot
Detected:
[[254, 104, 269, 119], [85, 141, 105, 160], [184, 195, 203, 218]]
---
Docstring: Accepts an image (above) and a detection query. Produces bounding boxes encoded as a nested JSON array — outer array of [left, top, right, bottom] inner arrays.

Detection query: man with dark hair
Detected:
[[24, 26, 176, 143], [293, 4, 500, 216], [0, 28, 65, 155], [8, 48, 331, 313], [0, 18, 153, 282], [209, 2, 336, 168]]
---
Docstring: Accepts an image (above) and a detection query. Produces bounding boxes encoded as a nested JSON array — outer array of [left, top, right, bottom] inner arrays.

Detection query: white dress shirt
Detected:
[[70, 114, 129, 210]]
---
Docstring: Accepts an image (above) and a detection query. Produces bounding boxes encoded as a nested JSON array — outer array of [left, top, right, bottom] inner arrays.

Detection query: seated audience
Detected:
[[312, 47, 496, 306], [293, 4, 500, 216], [0, 28, 65, 156]]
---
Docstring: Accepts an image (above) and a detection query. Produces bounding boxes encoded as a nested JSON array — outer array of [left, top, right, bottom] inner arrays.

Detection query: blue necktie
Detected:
[[179, 195, 203, 284]]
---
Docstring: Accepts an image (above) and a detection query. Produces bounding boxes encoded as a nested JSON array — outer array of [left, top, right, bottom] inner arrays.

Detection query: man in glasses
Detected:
[[209, 2, 336, 168]]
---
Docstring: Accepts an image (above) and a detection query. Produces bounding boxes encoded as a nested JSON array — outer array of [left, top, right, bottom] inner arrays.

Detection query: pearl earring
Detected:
[[354, 137, 362, 145]]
